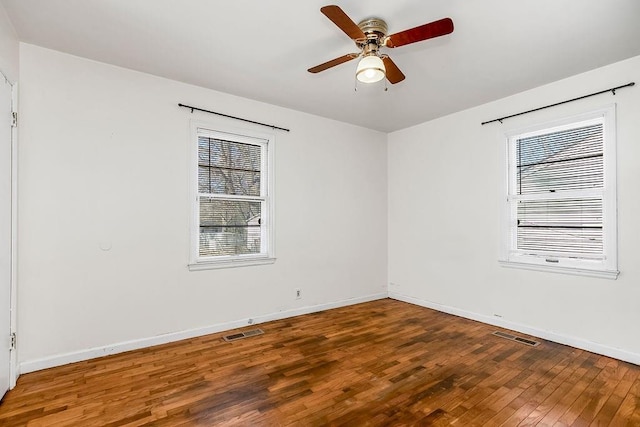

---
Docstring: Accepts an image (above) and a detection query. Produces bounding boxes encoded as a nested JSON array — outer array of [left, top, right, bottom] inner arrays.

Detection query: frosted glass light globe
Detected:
[[356, 55, 386, 83]]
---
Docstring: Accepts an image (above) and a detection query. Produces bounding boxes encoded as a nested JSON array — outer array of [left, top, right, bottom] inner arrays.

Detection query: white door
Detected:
[[0, 77, 13, 400]]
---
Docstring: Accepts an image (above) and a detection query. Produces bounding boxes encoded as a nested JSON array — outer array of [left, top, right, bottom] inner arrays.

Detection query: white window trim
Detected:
[[499, 105, 618, 279], [188, 120, 276, 271]]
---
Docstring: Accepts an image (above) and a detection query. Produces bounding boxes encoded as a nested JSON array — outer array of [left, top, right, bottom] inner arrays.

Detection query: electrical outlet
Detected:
[[295, 288, 302, 300]]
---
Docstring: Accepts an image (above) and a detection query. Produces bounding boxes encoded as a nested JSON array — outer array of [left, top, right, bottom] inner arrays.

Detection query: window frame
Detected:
[[499, 105, 618, 279], [188, 120, 276, 270]]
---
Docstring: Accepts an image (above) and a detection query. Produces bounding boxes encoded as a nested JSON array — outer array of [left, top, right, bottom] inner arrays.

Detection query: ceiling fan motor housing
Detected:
[[358, 18, 388, 41]]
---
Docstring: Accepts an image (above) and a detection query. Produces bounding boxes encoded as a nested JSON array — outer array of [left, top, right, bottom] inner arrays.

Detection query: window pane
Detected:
[[199, 198, 262, 256], [198, 137, 261, 196], [517, 198, 603, 255], [516, 124, 603, 194]]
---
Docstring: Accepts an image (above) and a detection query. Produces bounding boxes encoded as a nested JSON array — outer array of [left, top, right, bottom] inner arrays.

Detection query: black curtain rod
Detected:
[[481, 82, 635, 126], [178, 103, 290, 132]]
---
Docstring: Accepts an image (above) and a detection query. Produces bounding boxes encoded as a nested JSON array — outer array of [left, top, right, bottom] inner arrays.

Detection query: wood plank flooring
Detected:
[[1, 298, 639, 426]]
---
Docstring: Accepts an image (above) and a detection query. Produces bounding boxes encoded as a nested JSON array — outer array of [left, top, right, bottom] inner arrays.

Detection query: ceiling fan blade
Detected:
[[382, 57, 405, 84], [320, 5, 366, 40], [308, 54, 359, 73], [385, 17, 454, 48]]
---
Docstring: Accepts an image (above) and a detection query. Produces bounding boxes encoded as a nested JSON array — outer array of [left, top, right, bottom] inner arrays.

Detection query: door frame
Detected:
[[9, 82, 17, 388]]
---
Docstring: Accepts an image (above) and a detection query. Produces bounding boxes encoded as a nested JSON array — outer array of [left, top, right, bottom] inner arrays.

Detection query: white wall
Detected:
[[388, 55, 640, 362], [16, 38, 640, 371], [0, 4, 18, 82], [17, 43, 388, 369]]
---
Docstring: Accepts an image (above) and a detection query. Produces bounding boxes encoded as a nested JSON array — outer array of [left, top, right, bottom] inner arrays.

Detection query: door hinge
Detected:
[[10, 332, 16, 350], [11, 111, 17, 128]]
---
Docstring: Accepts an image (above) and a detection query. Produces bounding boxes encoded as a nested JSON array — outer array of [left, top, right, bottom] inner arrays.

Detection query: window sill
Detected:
[[499, 260, 619, 280], [189, 256, 276, 271]]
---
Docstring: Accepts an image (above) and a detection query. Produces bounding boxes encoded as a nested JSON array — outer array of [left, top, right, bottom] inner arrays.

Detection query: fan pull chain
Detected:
[[353, 78, 390, 92]]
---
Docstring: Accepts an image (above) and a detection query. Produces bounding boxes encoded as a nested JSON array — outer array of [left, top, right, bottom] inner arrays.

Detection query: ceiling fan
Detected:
[[308, 5, 454, 85]]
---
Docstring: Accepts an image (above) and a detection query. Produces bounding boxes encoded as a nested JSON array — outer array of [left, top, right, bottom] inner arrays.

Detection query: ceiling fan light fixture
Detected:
[[356, 55, 386, 83]]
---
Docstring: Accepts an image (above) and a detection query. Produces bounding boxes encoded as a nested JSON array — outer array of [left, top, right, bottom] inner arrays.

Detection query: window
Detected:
[[500, 106, 618, 279], [189, 122, 275, 270]]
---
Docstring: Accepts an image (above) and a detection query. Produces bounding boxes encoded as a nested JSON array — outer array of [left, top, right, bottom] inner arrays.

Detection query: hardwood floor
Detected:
[[1, 298, 639, 426]]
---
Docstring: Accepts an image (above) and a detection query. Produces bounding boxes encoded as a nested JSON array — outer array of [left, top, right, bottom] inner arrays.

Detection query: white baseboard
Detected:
[[20, 292, 388, 374], [389, 292, 640, 366]]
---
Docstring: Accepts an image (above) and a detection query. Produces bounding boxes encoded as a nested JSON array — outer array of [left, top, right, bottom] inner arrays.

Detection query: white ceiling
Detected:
[[2, 0, 640, 132]]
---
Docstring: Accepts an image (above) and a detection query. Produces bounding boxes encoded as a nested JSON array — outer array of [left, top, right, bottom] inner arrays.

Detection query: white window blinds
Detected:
[[197, 136, 266, 258], [515, 123, 604, 258]]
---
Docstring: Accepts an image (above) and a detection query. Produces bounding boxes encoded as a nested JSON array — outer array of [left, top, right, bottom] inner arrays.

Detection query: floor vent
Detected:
[[223, 328, 264, 342], [492, 331, 540, 347]]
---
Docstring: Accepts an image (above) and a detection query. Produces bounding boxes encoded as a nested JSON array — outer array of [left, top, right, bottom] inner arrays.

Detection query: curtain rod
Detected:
[[481, 82, 635, 126], [178, 103, 290, 132]]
